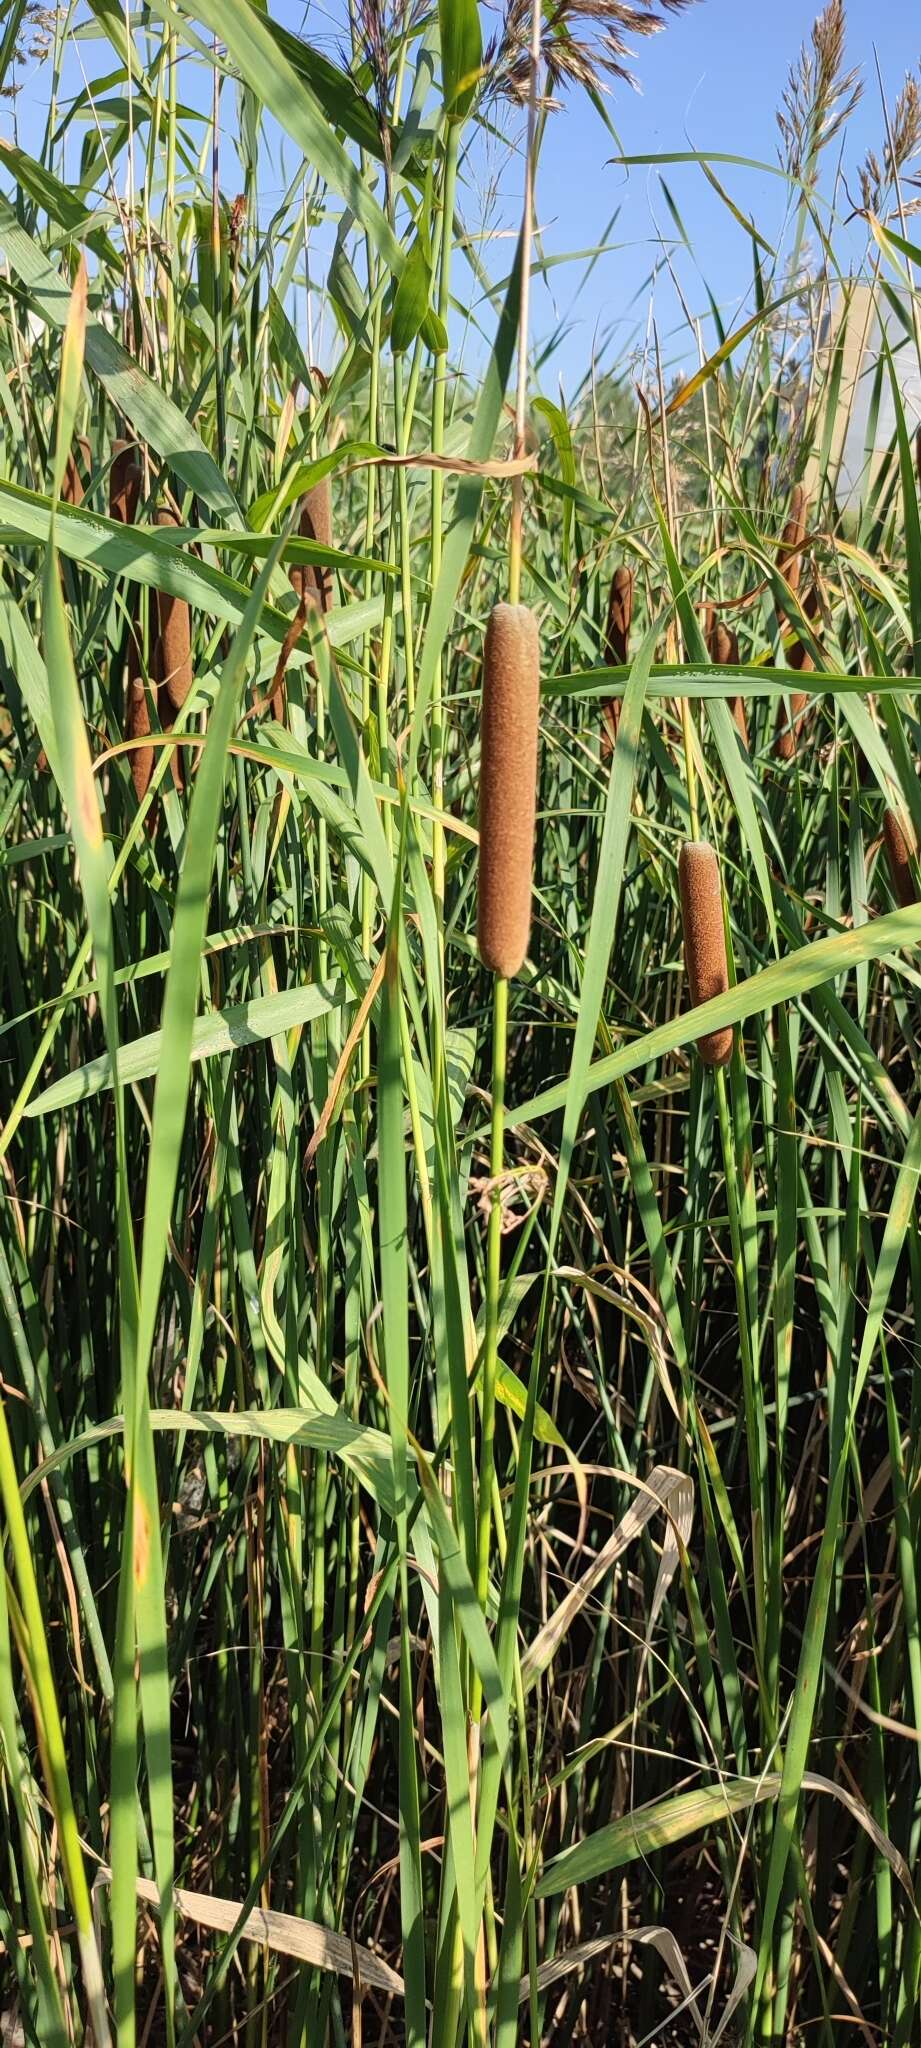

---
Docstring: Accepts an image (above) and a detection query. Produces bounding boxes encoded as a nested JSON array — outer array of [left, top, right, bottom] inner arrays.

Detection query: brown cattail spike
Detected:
[[154, 510, 193, 712], [125, 678, 154, 802], [778, 484, 808, 597], [775, 489, 817, 759], [477, 603, 541, 980], [678, 841, 734, 1068], [62, 435, 91, 509], [290, 476, 333, 612], [110, 439, 141, 526], [602, 564, 633, 753], [883, 808, 918, 909], [605, 564, 633, 666], [706, 615, 748, 748]]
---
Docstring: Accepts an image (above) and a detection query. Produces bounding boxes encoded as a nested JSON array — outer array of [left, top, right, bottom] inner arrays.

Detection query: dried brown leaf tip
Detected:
[[602, 562, 633, 752], [883, 808, 918, 910], [678, 840, 733, 1068], [705, 613, 748, 748], [477, 603, 541, 980], [290, 475, 334, 613]]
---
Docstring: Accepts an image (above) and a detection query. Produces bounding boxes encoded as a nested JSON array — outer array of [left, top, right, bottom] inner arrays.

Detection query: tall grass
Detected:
[[0, 2, 920, 2044]]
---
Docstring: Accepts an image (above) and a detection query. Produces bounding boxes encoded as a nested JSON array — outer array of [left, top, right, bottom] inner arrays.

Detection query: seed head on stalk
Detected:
[[493, 0, 700, 103], [602, 562, 634, 751], [678, 840, 734, 1068], [883, 808, 918, 910], [705, 612, 748, 748], [477, 602, 541, 979]]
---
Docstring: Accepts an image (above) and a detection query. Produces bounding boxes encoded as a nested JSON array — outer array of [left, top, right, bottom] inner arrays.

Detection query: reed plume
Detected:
[[883, 808, 918, 909], [706, 613, 748, 747], [477, 602, 541, 979], [678, 840, 734, 1067], [602, 562, 633, 752]]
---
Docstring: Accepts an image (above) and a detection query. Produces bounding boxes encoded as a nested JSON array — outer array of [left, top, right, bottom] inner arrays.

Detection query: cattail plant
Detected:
[[62, 435, 90, 508], [154, 509, 193, 713], [774, 487, 814, 760], [109, 437, 141, 526], [602, 561, 633, 751], [883, 807, 918, 908], [109, 438, 150, 797], [124, 676, 154, 803], [477, 601, 541, 979], [678, 840, 734, 1067], [289, 476, 334, 612], [706, 613, 748, 747], [271, 475, 335, 722]]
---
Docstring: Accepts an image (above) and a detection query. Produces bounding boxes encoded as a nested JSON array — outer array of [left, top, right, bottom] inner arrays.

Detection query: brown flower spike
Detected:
[[477, 603, 541, 979], [705, 614, 748, 748], [154, 510, 193, 714], [602, 563, 633, 752], [883, 808, 918, 910], [678, 841, 734, 1068]]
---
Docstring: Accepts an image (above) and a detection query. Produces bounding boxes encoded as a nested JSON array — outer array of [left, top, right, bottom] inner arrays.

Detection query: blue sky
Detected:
[[4, 0, 919, 400], [527, 0, 920, 390]]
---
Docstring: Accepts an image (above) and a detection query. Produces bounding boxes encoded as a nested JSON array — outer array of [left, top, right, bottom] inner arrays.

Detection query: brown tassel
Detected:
[[477, 603, 541, 979], [678, 841, 734, 1068], [883, 808, 917, 909]]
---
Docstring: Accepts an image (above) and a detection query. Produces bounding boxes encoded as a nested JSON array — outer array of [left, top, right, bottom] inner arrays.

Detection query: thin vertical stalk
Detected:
[[476, 971, 508, 1605]]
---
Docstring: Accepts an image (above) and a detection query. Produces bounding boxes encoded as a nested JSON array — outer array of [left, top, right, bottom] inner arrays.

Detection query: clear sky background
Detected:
[[4, 0, 920, 404]]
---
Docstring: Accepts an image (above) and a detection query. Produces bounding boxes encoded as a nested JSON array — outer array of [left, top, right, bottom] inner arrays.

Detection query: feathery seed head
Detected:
[[678, 840, 733, 1068], [477, 603, 541, 979]]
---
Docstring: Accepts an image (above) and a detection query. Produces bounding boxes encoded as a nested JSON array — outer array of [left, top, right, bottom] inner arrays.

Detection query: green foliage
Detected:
[[0, 4, 920, 2046]]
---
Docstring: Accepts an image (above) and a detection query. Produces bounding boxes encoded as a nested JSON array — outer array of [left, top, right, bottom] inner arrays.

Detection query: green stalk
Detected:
[[476, 971, 508, 1608]]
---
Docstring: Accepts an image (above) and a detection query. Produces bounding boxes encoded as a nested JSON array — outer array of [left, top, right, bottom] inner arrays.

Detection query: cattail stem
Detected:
[[714, 1062, 769, 1670], [476, 969, 508, 1611], [508, 0, 542, 605]]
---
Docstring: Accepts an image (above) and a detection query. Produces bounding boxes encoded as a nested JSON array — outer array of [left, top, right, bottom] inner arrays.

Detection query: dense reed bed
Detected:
[[0, 2, 920, 2044]]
